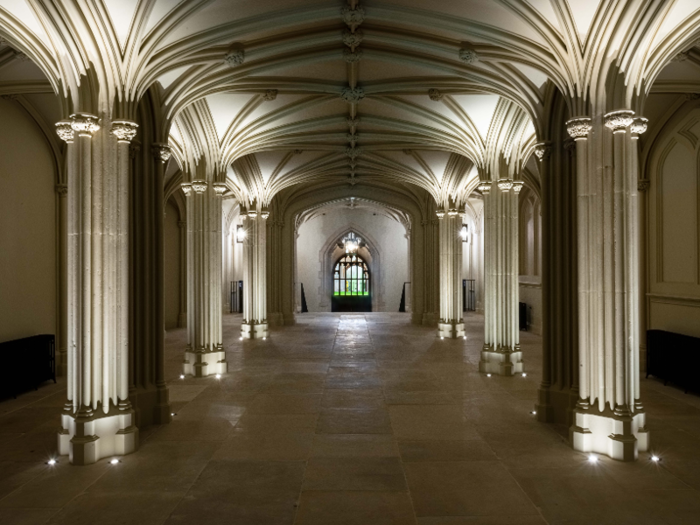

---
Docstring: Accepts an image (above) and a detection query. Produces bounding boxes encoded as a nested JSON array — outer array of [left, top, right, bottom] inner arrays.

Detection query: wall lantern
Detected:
[[236, 225, 246, 243], [460, 224, 468, 242]]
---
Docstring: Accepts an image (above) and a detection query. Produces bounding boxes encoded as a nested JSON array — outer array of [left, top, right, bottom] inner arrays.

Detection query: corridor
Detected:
[[1, 314, 700, 524]]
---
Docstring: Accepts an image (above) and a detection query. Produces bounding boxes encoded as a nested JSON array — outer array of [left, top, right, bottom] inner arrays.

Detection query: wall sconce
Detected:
[[460, 224, 468, 242], [236, 225, 246, 243]]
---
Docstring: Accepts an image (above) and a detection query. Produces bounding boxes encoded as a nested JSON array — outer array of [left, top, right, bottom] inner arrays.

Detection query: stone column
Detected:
[[182, 180, 227, 377], [177, 220, 187, 328], [55, 182, 68, 376], [242, 206, 269, 339], [437, 206, 464, 338], [480, 179, 523, 375], [57, 115, 138, 465], [569, 112, 649, 461], [267, 218, 285, 327]]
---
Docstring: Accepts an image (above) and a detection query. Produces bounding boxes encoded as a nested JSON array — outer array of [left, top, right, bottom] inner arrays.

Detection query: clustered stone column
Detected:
[[568, 111, 649, 461], [241, 205, 269, 339], [437, 205, 464, 338], [480, 178, 523, 376], [181, 180, 227, 377], [56, 115, 138, 465], [177, 220, 187, 328]]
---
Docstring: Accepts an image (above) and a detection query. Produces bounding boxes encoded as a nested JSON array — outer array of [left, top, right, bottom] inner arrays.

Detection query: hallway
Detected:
[[2, 314, 700, 524]]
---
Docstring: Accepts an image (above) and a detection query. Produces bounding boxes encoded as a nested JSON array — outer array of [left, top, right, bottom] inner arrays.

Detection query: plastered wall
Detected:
[[296, 208, 409, 312], [0, 98, 56, 342]]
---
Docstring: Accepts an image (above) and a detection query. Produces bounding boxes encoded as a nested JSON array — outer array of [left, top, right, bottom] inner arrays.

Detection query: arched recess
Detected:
[[268, 180, 438, 326], [642, 103, 700, 346], [315, 223, 384, 313]]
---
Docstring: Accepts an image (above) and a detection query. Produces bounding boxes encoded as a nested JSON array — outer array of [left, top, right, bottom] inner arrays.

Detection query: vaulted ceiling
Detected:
[[1, 0, 700, 206]]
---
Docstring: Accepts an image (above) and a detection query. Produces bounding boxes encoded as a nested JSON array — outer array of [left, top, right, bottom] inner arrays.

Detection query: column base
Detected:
[[183, 346, 227, 377], [268, 312, 284, 328], [422, 312, 438, 327], [283, 312, 297, 326], [570, 402, 649, 461], [177, 312, 187, 328], [242, 322, 269, 339], [58, 402, 139, 465], [535, 385, 578, 425], [479, 344, 523, 376], [438, 321, 465, 339]]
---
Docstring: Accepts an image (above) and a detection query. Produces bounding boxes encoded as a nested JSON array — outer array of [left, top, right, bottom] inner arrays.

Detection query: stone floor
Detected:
[[2, 313, 700, 524]]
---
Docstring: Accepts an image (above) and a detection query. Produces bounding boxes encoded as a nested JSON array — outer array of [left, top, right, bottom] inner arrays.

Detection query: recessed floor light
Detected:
[[588, 455, 598, 463], [215, 374, 221, 379], [651, 455, 660, 462], [530, 410, 537, 415], [110, 459, 120, 465], [522, 373, 527, 377], [47, 459, 57, 466], [486, 373, 492, 377], [440, 337, 444, 340], [179, 374, 185, 379]]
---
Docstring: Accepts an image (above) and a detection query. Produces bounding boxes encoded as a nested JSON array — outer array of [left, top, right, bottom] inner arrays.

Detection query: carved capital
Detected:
[[55, 183, 67, 196], [213, 182, 227, 196], [637, 179, 650, 192], [428, 89, 443, 101], [262, 89, 278, 101], [247, 209, 258, 218], [177, 220, 186, 229], [459, 46, 479, 64], [630, 117, 648, 136], [534, 142, 551, 161], [55, 120, 75, 143], [497, 179, 514, 192], [436, 208, 446, 219], [343, 49, 363, 63], [340, 86, 365, 103], [192, 180, 208, 193], [477, 181, 491, 194], [151, 143, 171, 162], [566, 117, 592, 139], [181, 183, 193, 196], [448, 208, 458, 217], [604, 110, 635, 133], [70, 113, 100, 137], [110, 120, 138, 143], [261, 207, 270, 220], [342, 29, 363, 48], [512, 181, 524, 194]]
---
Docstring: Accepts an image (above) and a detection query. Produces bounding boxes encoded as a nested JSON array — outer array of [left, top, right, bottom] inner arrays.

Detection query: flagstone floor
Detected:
[[2, 312, 700, 524]]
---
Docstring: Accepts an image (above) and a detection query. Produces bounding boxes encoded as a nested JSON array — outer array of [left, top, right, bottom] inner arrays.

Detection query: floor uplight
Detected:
[[651, 455, 660, 462], [530, 411, 537, 415], [440, 337, 444, 340], [110, 459, 120, 465], [239, 337, 243, 341], [47, 459, 57, 466], [179, 374, 185, 379], [522, 373, 527, 377], [463, 336, 467, 340], [588, 455, 598, 463], [263, 337, 266, 340], [486, 373, 492, 377], [215, 374, 221, 379]]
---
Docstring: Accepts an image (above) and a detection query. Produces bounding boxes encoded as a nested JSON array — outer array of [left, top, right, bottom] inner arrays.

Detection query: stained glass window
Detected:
[[333, 254, 370, 296]]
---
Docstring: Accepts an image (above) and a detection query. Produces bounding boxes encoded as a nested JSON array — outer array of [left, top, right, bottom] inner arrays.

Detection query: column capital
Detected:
[[497, 179, 514, 192], [70, 113, 100, 137], [637, 179, 650, 192], [566, 117, 592, 139], [435, 208, 446, 219], [247, 209, 258, 218], [55, 120, 75, 143], [213, 182, 227, 196], [110, 120, 138, 143], [477, 181, 491, 194], [177, 220, 186, 228], [55, 183, 67, 196], [192, 180, 208, 193], [534, 142, 551, 161], [261, 207, 270, 220], [181, 182, 193, 196], [604, 110, 635, 133], [630, 117, 648, 138], [151, 143, 171, 162]]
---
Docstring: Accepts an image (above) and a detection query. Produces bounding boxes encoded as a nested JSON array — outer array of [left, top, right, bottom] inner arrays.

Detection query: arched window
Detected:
[[333, 253, 370, 296]]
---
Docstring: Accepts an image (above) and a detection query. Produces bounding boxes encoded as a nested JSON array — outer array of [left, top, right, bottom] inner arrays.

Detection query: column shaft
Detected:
[[437, 210, 464, 338], [242, 209, 269, 339]]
